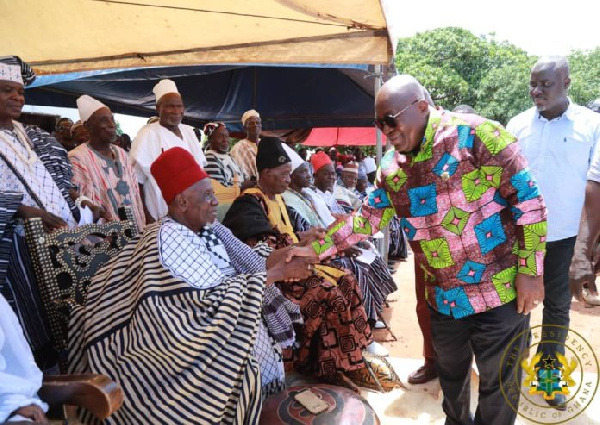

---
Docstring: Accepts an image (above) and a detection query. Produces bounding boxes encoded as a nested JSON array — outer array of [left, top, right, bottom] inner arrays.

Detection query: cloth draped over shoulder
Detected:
[[286, 187, 397, 322], [204, 150, 247, 187], [0, 122, 75, 227], [240, 188, 344, 285], [282, 188, 328, 228], [244, 188, 298, 242], [223, 189, 371, 377], [230, 139, 258, 180], [0, 295, 48, 423], [334, 185, 362, 213], [0, 122, 77, 368], [69, 219, 271, 424]]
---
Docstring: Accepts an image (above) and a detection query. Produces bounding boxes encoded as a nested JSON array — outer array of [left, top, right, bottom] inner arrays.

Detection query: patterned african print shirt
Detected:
[[69, 143, 146, 232], [230, 138, 258, 180], [313, 109, 548, 318]]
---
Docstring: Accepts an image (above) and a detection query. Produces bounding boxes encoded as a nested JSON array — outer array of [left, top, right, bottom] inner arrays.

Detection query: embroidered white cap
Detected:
[[76, 95, 108, 123], [0, 63, 23, 85], [241, 109, 260, 126], [153, 79, 179, 103]]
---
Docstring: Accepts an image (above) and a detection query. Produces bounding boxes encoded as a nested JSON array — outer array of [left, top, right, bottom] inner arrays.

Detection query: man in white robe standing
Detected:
[[131, 79, 206, 223]]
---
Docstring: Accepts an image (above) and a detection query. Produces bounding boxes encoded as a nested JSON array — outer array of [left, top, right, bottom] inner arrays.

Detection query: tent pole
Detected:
[[374, 65, 390, 262]]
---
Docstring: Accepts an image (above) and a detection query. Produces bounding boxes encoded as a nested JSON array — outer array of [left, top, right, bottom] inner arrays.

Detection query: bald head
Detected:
[[532, 56, 570, 78], [530, 56, 570, 119], [375, 75, 430, 153], [376, 75, 425, 108]]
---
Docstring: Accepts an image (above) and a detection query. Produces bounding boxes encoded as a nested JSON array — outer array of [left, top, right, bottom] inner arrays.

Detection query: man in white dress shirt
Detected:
[[131, 79, 206, 222], [507, 56, 600, 410]]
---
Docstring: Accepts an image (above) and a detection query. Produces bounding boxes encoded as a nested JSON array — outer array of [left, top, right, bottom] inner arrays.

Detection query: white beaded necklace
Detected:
[[0, 121, 37, 167]]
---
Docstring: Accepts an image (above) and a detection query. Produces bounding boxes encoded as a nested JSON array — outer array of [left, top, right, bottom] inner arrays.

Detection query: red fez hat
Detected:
[[310, 151, 332, 173], [150, 147, 208, 204]]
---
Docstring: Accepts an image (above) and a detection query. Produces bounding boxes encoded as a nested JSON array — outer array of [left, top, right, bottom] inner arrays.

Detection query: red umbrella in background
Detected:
[[302, 127, 378, 147]]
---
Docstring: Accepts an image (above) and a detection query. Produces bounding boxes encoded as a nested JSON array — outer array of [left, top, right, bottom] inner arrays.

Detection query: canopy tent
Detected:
[[2, 0, 395, 256], [3, 0, 398, 130], [24, 64, 381, 130], [1, 0, 396, 74], [302, 127, 378, 146]]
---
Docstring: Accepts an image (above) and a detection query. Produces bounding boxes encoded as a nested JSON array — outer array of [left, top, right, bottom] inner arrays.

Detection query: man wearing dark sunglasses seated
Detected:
[[312, 74, 548, 425]]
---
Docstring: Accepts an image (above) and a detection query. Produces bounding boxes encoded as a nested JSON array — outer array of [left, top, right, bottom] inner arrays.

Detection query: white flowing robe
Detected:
[[0, 295, 48, 423]]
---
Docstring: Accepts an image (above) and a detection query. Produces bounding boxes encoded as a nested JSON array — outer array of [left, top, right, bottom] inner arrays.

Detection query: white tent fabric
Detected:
[[0, 0, 396, 74]]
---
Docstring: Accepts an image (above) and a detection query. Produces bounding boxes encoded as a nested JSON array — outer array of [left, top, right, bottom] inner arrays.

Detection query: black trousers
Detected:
[[536, 237, 575, 364], [430, 301, 530, 425]]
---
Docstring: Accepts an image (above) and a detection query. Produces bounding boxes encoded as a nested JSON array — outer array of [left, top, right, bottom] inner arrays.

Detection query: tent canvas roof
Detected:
[[24, 63, 382, 129], [1, 0, 395, 74]]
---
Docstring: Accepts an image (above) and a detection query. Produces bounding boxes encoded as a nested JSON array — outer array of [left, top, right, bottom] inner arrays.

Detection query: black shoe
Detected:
[[545, 392, 567, 411]]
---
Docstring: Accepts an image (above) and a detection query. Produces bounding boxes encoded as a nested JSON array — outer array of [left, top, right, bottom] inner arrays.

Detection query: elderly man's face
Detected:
[[291, 162, 312, 189], [314, 163, 337, 192], [158, 93, 185, 127], [244, 116, 262, 139], [0, 81, 25, 122], [262, 162, 293, 195], [341, 170, 358, 189], [209, 126, 230, 154], [530, 64, 569, 114], [86, 107, 117, 144], [180, 178, 219, 230]]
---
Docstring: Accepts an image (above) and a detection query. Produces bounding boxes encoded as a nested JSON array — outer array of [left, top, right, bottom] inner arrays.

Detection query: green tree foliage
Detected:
[[568, 47, 600, 107], [395, 27, 600, 125]]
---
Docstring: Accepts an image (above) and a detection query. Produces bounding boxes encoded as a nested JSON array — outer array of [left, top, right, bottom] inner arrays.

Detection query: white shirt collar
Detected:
[[536, 98, 574, 122]]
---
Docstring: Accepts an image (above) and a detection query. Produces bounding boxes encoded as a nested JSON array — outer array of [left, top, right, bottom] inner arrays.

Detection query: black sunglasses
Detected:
[[375, 99, 421, 130]]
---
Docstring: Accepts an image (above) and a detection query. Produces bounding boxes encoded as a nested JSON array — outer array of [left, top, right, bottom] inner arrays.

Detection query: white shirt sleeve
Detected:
[[131, 125, 160, 185], [0, 297, 48, 423], [588, 137, 600, 183]]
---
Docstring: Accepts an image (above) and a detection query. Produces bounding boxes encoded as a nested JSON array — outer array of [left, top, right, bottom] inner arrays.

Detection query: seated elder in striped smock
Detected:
[[68, 147, 313, 425]]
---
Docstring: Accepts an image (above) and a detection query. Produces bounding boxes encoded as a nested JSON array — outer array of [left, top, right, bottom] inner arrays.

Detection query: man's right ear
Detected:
[[417, 99, 430, 112], [174, 193, 187, 211]]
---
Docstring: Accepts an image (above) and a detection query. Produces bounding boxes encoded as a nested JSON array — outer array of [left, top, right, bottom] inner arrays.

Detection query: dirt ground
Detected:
[[366, 253, 600, 425]]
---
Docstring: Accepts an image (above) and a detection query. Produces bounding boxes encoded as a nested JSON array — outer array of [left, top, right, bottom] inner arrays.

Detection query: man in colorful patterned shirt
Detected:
[[312, 75, 547, 425], [69, 95, 145, 232]]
